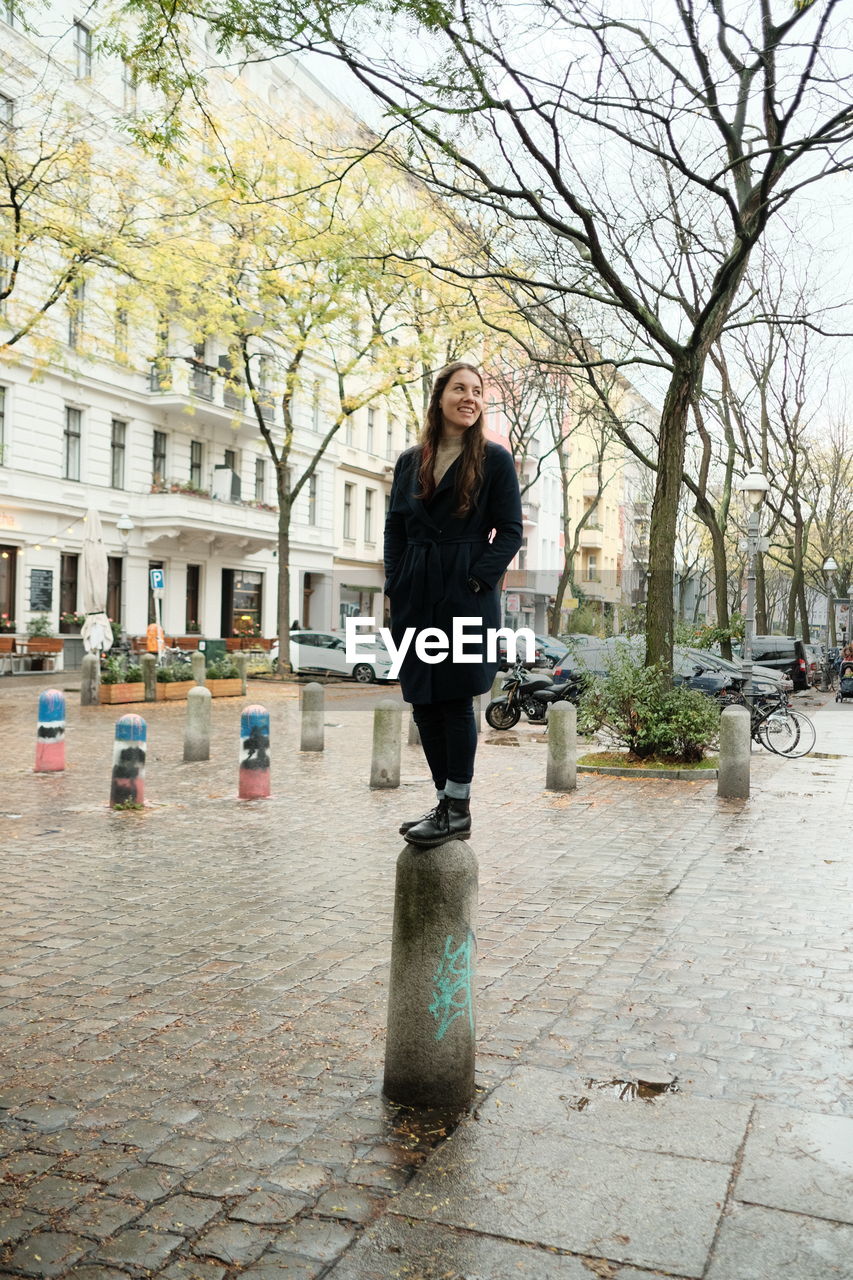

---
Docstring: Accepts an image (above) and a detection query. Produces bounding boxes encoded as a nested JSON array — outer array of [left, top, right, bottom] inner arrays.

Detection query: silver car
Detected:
[[271, 629, 396, 682]]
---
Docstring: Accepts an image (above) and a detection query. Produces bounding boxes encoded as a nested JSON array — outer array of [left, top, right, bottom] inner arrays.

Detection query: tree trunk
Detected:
[[797, 576, 810, 643], [645, 360, 695, 671], [550, 553, 574, 633], [276, 483, 293, 673]]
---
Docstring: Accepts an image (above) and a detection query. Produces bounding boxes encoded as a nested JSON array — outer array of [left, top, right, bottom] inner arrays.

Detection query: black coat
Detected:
[[384, 441, 523, 703]]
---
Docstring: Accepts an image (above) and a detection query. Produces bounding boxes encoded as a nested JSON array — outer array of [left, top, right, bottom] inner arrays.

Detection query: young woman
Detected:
[[383, 361, 523, 848]]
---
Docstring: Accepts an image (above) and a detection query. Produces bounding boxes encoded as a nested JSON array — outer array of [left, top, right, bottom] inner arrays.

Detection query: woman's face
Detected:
[[439, 368, 483, 434]]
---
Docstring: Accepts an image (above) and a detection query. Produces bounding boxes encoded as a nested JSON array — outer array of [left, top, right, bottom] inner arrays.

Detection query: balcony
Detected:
[[521, 498, 540, 525], [582, 473, 600, 498], [140, 485, 278, 556], [147, 358, 257, 427], [578, 523, 603, 548]]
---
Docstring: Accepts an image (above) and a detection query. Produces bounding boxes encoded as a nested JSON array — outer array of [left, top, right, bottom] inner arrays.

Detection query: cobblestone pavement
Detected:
[[0, 675, 850, 1278]]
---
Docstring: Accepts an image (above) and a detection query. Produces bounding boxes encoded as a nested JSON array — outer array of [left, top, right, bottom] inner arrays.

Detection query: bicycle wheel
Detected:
[[776, 710, 816, 758], [756, 709, 799, 754]]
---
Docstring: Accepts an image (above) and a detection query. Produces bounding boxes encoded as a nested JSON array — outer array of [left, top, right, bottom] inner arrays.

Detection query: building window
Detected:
[[254, 456, 265, 502], [189, 440, 203, 488], [107, 557, 122, 631], [230, 569, 263, 637], [586, 554, 598, 581], [2, 3, 15, 27], [153, 430, 167, 484], [364, 488, 374, 543], [366, 407, 375, 454], [0, 93, 13, 127], [121, 58, 137, 113], [307, 473, 317, 525], [64, 407, 81, 481], [343, 483, 354, 539], [224, 448, 237, 472], [186, 564, 200, 632], [312, 379, 321, 431], [0, 385, 5, 464], [67, 279, 84, 348], [110, 419, 126, 489], [59, 554, 78, 630], [73, 21, 92, 78]]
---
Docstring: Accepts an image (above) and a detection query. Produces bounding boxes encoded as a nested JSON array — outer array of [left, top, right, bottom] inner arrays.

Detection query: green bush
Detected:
[[101, 657, 143, 685], [562, 604, 604, 636], [578, 647, 720, 763], [206, 657, 239, 679], [156, 661, 194, 683]]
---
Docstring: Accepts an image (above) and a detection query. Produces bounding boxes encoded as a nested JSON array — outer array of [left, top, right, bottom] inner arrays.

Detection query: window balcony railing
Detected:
[[223, 385, 245, 411], [190, 364, 214, 400]]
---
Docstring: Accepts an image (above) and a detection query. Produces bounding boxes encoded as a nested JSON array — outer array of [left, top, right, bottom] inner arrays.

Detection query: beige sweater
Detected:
[[433, 436, 464, 485]]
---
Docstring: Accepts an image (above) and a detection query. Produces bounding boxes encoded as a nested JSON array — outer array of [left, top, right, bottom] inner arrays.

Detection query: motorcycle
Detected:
[[485, 660, 575, 729]]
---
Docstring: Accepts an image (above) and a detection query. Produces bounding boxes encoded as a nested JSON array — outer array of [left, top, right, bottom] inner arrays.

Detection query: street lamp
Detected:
[[822, 555, 838, 686], [116, 513, 134, 548], [737, 471, 770, 698]]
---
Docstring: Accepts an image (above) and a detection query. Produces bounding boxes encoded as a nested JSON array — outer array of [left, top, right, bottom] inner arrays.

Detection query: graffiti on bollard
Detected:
[[110, 714, 147, 808], [239, 704, 270, 799], [35, 689, 66, 773]]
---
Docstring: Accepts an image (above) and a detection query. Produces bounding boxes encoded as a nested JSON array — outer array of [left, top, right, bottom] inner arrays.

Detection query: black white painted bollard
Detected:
[[110, 715, 146, 807], [370, 700, 402, 789], [301, 682, 324, 752], [184, 686, 212, 762], [80, 652, 100, 706], [546, 702, 577, 791], [191, 650, 206, 685], [35, 690, 65, 773], [239, 704, 270, 799], [140, 653, 157, 702], [384, 841, 478, 1110], [717, 704, 751, 799]]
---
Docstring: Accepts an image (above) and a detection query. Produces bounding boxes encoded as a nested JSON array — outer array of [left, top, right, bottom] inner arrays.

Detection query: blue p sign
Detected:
[[149, 569, 165, 591]]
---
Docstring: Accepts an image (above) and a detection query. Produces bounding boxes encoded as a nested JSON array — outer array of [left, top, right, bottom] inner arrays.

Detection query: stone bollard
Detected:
[[184, 686, 212, 762], [473, 693, 482, 735], [80, 652, 100, 706], [233, 652, 249, 695], [384, 841, 478, 1110], [239, 704, 270, 799], [110, 714, 146, 807], [35, 689, 66, 773], [141, 653, 157, 702], [191, 650, 206, 686], [370, 699, 402, 789], [408, 708, 421, 746], [300, 682, 324, 752], [546, 702, 577, 791], [717, 704, 751, 799]]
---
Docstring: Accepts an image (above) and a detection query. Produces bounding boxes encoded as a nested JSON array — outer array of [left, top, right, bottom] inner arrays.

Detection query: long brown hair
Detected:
[[417, 361, 486, 516]]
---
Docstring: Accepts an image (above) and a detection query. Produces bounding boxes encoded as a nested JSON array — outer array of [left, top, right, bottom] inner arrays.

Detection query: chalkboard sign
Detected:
[[29, 568, 53, 612]]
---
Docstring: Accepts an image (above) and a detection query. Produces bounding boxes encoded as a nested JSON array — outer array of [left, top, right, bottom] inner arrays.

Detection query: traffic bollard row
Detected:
[[35, 689, 66, 773]]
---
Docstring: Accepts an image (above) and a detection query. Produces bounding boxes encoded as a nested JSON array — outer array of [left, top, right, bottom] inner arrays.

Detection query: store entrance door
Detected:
[[0, 546, 17, 625]]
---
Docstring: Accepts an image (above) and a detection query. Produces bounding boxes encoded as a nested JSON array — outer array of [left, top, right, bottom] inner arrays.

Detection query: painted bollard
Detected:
[[370, 699, 402, 789], [35, 689, 66, 773], [384, 841, 478, 1110], [110, 714, 146, 808], [300, 682, 324, 752], [239, 704, 270, 799]]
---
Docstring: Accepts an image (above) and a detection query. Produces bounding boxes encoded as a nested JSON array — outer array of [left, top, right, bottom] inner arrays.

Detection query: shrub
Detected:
[[26, 614, 54, 638], [157, 661, 194, 683], [578, 647, 720, 763], [206, 657, 239, 679]]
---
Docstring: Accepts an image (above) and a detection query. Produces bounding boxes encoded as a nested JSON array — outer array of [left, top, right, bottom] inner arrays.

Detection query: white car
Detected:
[[270, 629, 396, 683]]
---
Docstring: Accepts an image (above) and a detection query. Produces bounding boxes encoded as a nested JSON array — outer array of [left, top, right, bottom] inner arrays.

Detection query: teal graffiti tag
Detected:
[[429, 932, 475, 1041]]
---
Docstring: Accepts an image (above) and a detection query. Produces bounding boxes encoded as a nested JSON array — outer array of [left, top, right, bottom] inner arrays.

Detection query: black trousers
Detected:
[[411, 697, 477, 790]]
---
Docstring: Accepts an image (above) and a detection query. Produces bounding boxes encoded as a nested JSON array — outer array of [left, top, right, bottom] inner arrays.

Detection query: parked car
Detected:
[[685, 648, 791, 695], [551, 636, 759, 702], [736, 635, 810, 691], [803, 642, 823, 687], [496, 631, 546, 669], [534, 635, 570, 669], [270, 629, 396, 683]]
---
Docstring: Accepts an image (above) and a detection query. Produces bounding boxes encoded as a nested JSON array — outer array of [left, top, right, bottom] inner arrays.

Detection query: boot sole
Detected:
[[404, 827, 472, 848]]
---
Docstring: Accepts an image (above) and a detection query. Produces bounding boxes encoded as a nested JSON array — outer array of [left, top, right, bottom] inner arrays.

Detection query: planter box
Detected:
[[156, 680, 196, 701], [207, 678, 243, 697], [99, 682, 145, 704], [25, 639, 64, 653], [175, 636, 201, 649], [0, 636, 14, 653]]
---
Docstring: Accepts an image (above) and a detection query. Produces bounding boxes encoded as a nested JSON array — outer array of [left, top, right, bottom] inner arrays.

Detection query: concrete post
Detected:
[[239, 704, 270, 799], [370, 699, 402, 789], [301, 682, 324, 752], [191, 650, 206, 686], [408, 708, 421, 746], [80, 652, 100, 706], [717, 704, 751, 799], [110, 714, 146, 807], [140, 653, 157, 702], [184, 686, 212, 762], [546, 702, 577, 791], [233, 652, 249, 695], [384, 841, 478, 1110], [35, 690, 66, 773]]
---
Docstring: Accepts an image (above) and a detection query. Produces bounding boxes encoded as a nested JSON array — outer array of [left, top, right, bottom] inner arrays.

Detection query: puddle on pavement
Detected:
[[564, 1077, 680, 1109]]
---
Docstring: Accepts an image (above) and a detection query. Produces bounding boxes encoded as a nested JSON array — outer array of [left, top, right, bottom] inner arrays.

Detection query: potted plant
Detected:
[[99, 656, 145, 704], [227, 615, 262, 650], [0, 612, 15, 633], [60, 610, 85, 635], [206, 656, 242, 697], [25, 615, 63, 669], [156, 660, 195, 700]]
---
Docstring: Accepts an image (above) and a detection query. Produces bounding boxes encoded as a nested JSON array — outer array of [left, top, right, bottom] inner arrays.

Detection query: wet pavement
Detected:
[[0, 675, 850, 1278]]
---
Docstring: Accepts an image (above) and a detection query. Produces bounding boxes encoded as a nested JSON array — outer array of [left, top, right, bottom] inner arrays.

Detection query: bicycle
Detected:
[[717, 688, 816, 758]]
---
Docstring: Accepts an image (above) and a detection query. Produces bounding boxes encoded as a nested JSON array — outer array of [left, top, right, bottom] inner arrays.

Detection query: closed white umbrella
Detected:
[[80, 508, 113, 654]]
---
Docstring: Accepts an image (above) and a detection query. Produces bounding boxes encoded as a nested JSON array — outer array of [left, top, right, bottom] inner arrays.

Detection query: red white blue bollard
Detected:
[[239, 704, 270, 799], [35, 689, 66, 773], [110, 714, 147, 807]]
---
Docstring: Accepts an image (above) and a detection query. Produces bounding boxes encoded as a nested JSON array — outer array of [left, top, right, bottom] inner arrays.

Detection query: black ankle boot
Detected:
[[404, 796, 471, 848], [399, 801, 445, 836]]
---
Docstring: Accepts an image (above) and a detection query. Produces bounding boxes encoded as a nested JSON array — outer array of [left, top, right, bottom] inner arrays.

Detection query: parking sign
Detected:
[[149, 569, 165, 592]]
